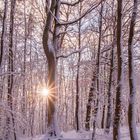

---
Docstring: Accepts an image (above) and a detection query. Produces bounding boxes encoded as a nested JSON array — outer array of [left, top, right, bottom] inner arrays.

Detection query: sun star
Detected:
[[41, 88, 50, 97]]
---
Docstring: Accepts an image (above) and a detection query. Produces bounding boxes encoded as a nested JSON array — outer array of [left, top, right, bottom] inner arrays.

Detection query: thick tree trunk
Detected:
[[128, 0, 138, 139], [113, 0, 123, 139], [43, 0, 59, 137]]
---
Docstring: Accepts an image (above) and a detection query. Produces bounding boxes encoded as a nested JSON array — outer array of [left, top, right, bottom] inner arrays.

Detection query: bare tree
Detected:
[[105, 43, 114, 133], [113, 0, 123, 139], [85, 2, 104, 136], [43, 0, 102, 136], [128, 0, 138, 139], [5, 0, 16, 139], [75, 2, 82, 131], [43, 0, 60, 136]]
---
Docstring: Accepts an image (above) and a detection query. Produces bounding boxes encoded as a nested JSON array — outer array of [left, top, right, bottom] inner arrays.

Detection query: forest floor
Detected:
[[19, 125, 140, 140]]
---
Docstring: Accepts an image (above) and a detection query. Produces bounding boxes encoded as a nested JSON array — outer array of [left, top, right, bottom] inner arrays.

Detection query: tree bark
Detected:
[[43, 0, 58, 136], [75, 2, 82, 131], [128, 0, 138, 139], [105, 45, 114, 133], [113, 0, 123, 139], [92, 2, 103, 139], [85, 2, 103, 132], [101, 64, 107, 129], [0, 0, 8, 67], [22, 0, 27, 135], [5, 0, 16, 139]]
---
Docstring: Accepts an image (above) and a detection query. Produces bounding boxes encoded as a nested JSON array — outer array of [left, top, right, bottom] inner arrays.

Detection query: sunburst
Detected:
[[41, 88, 50, 97], [38, 83, 57, 101]]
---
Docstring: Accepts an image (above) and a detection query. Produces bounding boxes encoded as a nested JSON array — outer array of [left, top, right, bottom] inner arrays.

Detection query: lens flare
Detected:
[[41, 88, 49, 97]]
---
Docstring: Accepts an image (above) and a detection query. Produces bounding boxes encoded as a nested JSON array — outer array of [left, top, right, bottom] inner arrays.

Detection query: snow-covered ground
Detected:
[[19, 125, 140, 140]]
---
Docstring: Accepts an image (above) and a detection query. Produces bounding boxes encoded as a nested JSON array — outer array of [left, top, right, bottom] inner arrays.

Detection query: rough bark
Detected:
[[85, 70, 96, 130], [113, 0, 123, 139], [85, 2, 103, 133]]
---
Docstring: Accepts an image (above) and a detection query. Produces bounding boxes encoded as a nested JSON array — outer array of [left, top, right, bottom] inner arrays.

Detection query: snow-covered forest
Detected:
[[0, 0, 140, 140]]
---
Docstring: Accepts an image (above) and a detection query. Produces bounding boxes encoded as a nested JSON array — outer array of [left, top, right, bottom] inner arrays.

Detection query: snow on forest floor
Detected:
[[19, 125, 140, 140]]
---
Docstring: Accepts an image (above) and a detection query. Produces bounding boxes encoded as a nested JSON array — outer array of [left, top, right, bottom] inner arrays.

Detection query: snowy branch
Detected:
[[46, 0, 104, 26], [58, 0, 104, 26], [61, 0, 84, 6], [56, 47, 86, 59]]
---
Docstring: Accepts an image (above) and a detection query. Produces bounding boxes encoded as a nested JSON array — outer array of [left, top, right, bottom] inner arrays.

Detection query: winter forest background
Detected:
[[0, 0, 140, 140]]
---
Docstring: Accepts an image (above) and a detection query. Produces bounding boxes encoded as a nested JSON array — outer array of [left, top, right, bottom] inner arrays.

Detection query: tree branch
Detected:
[[61, 0, 84, 6], [56, 47, 86, 59], [58, 0, 104, 26]]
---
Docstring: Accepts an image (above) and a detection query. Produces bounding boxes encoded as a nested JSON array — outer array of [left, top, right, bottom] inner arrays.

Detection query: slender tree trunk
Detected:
[[75, 3, 82, 131], [0, 0, 8, 67], [92, 2, 103, 139], [101, 64, 106, 129], [75, 35, 80, 131], [105, 45, 114, 133], [113, 0, 123, 139], [22, 0, 27, 135], [85, 70, 96, 130], [5, 0, 16, 139], [128, 0, 138, 139], [85, 2, 103, 132], [101, 104, 105, 129], [0, 0, 7, 128]]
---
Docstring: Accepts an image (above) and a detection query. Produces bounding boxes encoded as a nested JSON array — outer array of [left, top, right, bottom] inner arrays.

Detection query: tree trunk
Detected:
[[101, 104, 105, 129], [85, 2, 103, 132], [85, 69, 96, 130], [105, 45, 114, 133], [43, 0, 59, 136], [113, 0, 123, 139], [0, 0, 8, 67], [92, 2, 103, 139], [101, 64, 107, 129], [5, 0, 16, 139], [128, 0, 138, 139], [22, 0, 27, 135], [75, 3, 82, 131]]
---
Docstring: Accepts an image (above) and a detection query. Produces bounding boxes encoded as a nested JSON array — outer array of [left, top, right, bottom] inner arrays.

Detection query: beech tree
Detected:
[[85, 2, 104, 136], [42, 0, 58, 136], [0, 0, 140, 139], [5, 0, 16, 139], [113, 0, 123, 139], [42, 0, 103, 136], [127, 0, 138, 139]]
